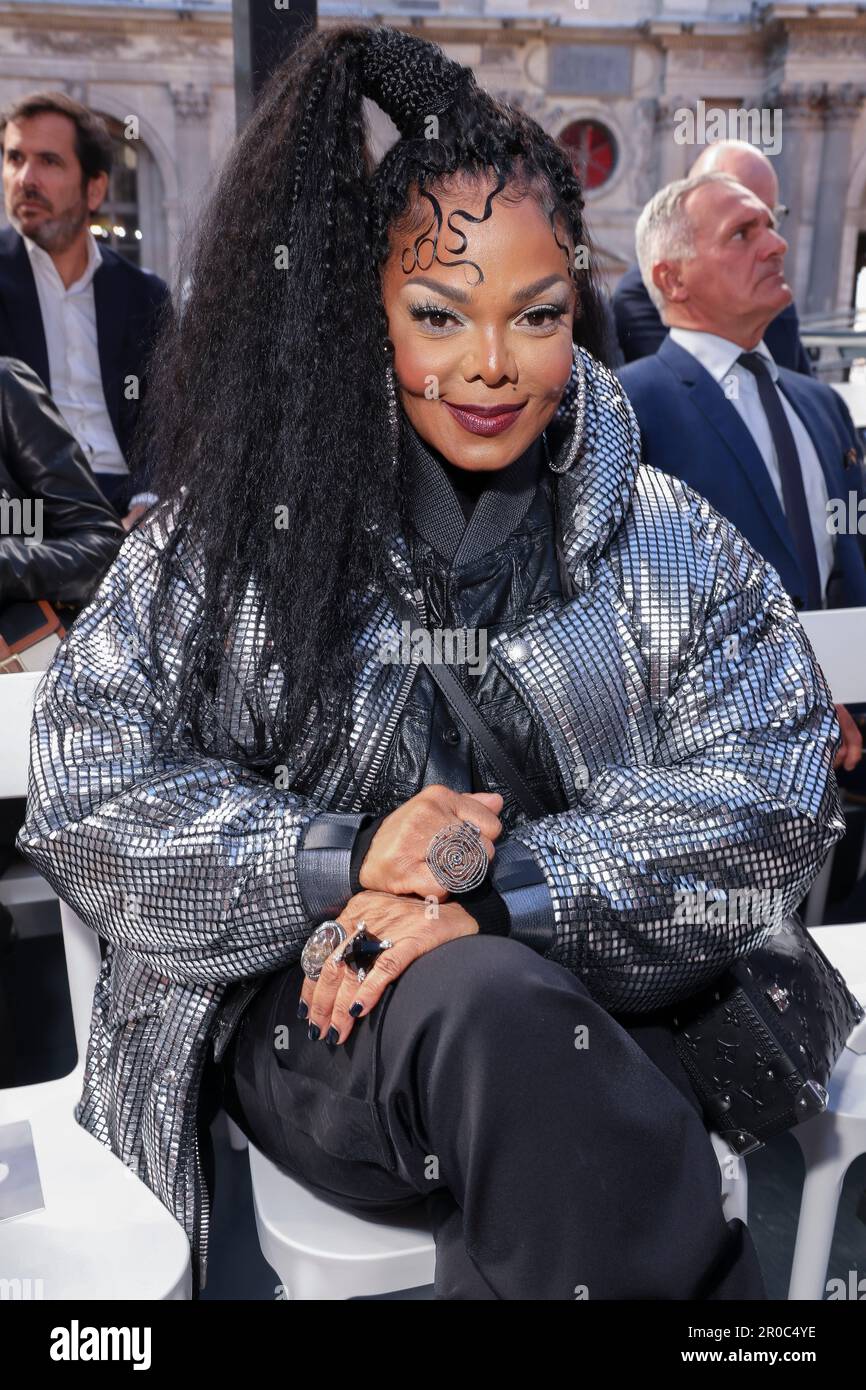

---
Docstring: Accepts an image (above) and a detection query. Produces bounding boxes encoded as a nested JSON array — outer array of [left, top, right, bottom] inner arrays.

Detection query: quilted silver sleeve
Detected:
[[509, 509, 846, 1015], [13, 517, 356, 986]]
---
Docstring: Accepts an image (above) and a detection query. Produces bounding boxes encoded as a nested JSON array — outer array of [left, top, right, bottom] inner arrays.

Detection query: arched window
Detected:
[[558, 119, 618, 192], [88, 115, 142, 269]]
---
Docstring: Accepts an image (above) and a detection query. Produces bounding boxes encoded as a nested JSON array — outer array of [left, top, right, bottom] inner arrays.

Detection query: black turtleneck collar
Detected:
[[401, 414, 546, 568]]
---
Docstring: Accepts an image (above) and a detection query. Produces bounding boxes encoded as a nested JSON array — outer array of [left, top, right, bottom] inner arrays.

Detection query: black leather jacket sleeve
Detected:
[[0, 356, 125, 605]]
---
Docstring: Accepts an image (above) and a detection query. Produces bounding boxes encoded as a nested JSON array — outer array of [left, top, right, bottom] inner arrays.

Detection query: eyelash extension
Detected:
[[408, 300, 568, 328], [407, 300, 460, 325]]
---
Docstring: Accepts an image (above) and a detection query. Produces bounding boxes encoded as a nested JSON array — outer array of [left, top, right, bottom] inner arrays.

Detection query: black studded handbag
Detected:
[[667, 914, 864, 1155]]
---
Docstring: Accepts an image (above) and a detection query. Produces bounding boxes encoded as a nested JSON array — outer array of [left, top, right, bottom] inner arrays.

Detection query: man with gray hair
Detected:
[[617, 169, 866, 775], [612, 140, 811, 374]]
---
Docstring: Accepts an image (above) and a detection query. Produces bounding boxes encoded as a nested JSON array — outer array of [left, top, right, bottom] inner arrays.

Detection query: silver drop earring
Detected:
[[384, 343, 401, 468], [546, 343, 587, 475]]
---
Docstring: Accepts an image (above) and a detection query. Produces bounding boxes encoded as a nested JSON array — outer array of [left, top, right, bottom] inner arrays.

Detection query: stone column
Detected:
[[162, 196, 185, 293], [805, 82, 866, 318], [169, 82, 212, 250], [763, 81, 826, 304], [629, 97, 660, 213], [656, 94, 693, 187], [136, 145, 169, 285]]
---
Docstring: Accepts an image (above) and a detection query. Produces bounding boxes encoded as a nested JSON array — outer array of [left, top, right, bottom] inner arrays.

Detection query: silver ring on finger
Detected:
[[331, 917, 366, 967], [426, 817, 489, 893], [301, 919, 349, 981]]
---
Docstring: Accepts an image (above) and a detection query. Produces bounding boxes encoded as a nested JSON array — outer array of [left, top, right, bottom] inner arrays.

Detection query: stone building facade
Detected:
[[1, 0, 865, 318]]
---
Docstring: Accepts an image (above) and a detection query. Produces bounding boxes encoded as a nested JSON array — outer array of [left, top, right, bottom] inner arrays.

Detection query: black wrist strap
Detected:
[[383, 582, 548, 821]]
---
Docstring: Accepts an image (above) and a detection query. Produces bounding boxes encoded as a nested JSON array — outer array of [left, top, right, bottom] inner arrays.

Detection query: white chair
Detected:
[[786, 606, 866, 1297], [0, 670, 192, 1300], [799, 606, 866, 927], [0, 670, 54, 909], [240, 1032, 750, 1301], [787, 923, 866, 1300], [244, 1095, 747, 1301], [250, 1144, 437, 1300], [831, 380, 866, 431]]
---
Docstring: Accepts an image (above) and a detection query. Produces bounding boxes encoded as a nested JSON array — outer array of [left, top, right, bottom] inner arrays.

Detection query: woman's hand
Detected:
[[121, 503, 149, 531], [300, 890, 480, 1046], [358, 783, 503, 901], [833, 703, 864, 772]]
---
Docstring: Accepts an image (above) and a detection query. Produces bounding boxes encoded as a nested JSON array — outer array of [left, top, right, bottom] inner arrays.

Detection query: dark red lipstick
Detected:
[[443, 401, 527, 437]]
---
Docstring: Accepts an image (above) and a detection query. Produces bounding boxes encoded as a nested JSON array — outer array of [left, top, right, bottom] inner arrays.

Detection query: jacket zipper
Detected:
[[356, 586, 426, 802], [191, 1076, 211, 1294]]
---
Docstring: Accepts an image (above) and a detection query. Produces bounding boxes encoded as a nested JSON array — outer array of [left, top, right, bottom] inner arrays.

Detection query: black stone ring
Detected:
[[332, 921, 393, 984]]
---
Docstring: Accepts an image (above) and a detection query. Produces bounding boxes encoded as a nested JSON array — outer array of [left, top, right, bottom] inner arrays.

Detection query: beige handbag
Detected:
[[0, 600, 67, 674]]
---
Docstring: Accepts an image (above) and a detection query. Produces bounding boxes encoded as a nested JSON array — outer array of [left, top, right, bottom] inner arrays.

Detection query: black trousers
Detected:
[[212, 933, 767, 1300]]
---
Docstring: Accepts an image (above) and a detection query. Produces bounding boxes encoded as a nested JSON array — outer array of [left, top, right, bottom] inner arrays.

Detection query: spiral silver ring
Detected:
[[426, 818, 489, 893]]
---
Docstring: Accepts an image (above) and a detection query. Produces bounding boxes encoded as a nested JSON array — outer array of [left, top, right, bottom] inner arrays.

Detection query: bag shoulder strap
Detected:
[[383, 582, 548, 821]]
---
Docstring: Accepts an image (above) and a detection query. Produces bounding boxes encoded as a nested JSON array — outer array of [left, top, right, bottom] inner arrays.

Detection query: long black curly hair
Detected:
[[131, 22, 613, 800]]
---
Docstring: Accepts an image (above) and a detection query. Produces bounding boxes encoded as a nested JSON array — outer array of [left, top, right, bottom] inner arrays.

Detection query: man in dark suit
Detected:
[[618, 170, 866, 773], [613, 139, 813, 377], [0, 91, 172, 530]]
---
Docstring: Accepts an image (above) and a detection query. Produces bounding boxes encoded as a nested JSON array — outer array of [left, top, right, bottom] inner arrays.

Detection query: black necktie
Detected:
[[736, 351, 823, 609]]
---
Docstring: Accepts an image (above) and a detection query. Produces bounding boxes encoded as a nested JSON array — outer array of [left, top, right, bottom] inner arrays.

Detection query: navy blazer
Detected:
[[617, 335, 866, 611], [0, 226, 172, 498], [612, 263, 814, 377]]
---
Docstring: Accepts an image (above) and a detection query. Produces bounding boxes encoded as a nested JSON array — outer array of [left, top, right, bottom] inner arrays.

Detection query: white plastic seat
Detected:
[[249, 1142, 436, 1300], [785, 608, 866, 1297], [799, 607, 866, 926], [0, 670, 53, 910], [787, 923, 866, 1300], [0, 670, 192, 1300], [243, 1070, 748, 1301], [0, 1063, 192, 1300]]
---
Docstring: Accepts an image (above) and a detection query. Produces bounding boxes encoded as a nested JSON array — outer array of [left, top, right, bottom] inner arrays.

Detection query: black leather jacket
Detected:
[[0, 356, 124, 609], [383, 416, 572, 822]]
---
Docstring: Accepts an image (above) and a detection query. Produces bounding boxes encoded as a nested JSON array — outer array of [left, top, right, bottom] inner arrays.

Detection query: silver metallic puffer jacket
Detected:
[[15, 349, 845, 1292]]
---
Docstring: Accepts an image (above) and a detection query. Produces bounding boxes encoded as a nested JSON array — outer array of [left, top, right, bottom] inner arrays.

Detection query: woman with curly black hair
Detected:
[[18, 23, 843, 1299]]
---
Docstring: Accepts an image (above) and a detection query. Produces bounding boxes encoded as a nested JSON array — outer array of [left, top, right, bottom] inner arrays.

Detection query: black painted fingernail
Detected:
[[325, 1026, 339, 1045], [297, 1000, 308, 1020], [349, 1002, 364, 1018], [307, 1022, 320, 1041]]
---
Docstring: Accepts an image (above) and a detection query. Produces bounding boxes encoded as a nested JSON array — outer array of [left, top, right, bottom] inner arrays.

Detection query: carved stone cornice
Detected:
[[762, 80, 832, 120], [763, 79, 866, 125], [784, 31, 866, 62], [667, 44, 763, 72], [12, 27, 124, 56], [169, 82, 211, 122], [825, 80, 866, 126]]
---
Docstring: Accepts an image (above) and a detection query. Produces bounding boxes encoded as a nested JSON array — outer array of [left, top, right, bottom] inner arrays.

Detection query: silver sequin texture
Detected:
[[15, 348, 845, 1290]]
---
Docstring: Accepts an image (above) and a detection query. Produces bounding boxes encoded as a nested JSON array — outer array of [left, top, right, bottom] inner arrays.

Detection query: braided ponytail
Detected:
[[361, 25, 479, 136], [139, 22, 610, 800]]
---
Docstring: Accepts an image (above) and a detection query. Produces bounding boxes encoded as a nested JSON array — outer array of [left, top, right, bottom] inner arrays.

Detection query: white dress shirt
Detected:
[[24, 229, 129, 478], [668, 327, 833, 606]]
